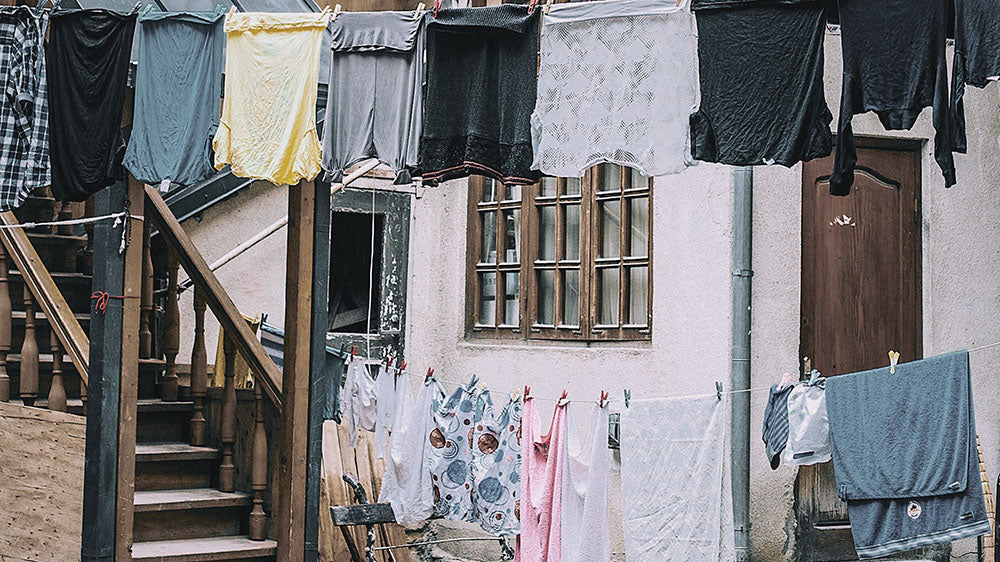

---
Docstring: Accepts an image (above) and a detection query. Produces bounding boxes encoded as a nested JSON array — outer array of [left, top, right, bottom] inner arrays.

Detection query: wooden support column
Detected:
[[304, 179, 331, 562], [275, 180, 315, 562], [81, 184, 127, 562]]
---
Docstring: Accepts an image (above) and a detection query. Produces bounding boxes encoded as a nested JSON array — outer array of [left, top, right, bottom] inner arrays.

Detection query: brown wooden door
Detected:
[[796, 139, 925, 561]]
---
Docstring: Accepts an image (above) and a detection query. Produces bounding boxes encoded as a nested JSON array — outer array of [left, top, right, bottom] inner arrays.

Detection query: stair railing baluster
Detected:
[[138, 214, 153, 359], [161, 249, 180, 401], [219, 332, 237, 492], [20, 291, 38, 407], [0, 246, 10, 402], [249, 378, 268, 540], [189, 285, 207, 446], [79, 197, 94, 274], [47, 331, 66, 412]]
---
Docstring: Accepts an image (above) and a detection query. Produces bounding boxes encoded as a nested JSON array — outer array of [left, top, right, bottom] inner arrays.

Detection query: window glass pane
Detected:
[[598, 268, 619, 325], [600, 201, 620, 258], [503, 272, 519, 325], [482, 179, 498, 202], [562, 269, 579, 326], [539, 206, 556, 261], [479, 272, 496, 325], [481, 211, 497, 263], [565, 177, 581, 196], [630, 168, 649, 190], [564, 204, 580, 261], [628, 266, 648, 325], [629, 197, 648, 257], [537, 270, 555, 325], [503, 209, 520, 262], [601, 165, 621, 192], [504, 184, 521, 202], [539, 177, 557, 197]]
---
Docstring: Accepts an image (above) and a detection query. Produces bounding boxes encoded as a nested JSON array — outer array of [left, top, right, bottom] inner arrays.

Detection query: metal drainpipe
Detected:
[[732, 166, 753, 561]]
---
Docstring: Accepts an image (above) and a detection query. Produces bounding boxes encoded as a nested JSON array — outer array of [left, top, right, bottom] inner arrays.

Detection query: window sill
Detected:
[[458, 337, 653, 351]]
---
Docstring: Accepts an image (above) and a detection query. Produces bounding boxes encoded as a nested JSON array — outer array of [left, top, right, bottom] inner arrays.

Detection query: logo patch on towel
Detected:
[[907, 501, 922, 519]]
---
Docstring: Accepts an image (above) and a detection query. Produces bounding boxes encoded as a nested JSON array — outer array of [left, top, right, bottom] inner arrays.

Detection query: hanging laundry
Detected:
[[428, 376, 484, 521], [830, 0, 954, 195], [0, 6, 49, 212], [517, 396, 569, 562], [621, 395, 735, 562], [373, 363, 403, 458], [782, 377, 831, 467], [761, 382, 793, 470], [530, 0, 696, 178], [47, 8, 136, 202], [418, 5, 541, 186], [341, 357, 377, 447], [471, 391, 522, 536], [825, 351, 989, 558], [689, 0, 832, 167], [950, 0, 1000, 153], [323, 11, 424, 185], [561, 403, 611, 562], [123, 8, 226, 188], [213, 12, 329, 186], [379, 378, 446, 527]]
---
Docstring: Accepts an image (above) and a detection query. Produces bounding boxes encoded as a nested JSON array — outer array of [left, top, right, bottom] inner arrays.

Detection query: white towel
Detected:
[[621, 395, 734, 562], [342, 357, 377, 447], [561, 403, 612, 562]]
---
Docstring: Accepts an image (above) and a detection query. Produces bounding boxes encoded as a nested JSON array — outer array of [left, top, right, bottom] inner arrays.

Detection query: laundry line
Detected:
[[0, 210, 138, 230]]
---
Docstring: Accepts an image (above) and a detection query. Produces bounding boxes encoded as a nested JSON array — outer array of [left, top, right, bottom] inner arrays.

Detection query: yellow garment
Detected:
[[213, 12, 329, 185]]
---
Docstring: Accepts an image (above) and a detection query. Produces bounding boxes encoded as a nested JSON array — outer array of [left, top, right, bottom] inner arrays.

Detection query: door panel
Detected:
[[797, 139, 925, 561]]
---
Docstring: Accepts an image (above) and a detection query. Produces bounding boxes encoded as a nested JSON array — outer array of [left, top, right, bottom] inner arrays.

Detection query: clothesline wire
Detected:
[[370, 536, 512, 552], [362, 339, 1000, 405], [0, 210, 137, 230], [365, 181, 377, 361]]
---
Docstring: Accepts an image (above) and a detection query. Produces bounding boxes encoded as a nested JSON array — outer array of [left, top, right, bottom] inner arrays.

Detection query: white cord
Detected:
[[0, 211, 136, 229], [365, 185, 376, 361]]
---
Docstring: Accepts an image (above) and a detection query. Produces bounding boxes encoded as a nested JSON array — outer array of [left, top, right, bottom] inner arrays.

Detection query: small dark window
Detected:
[[329, 211, 384, 334]]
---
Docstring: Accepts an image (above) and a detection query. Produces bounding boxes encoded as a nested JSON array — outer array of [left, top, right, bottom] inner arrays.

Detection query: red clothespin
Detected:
[[398, 360, 407, 377], [432, 0, 441, 18], [386, 357, 394, 367], [350, 345, 358, 360], [524, 385, 531, 399], [557, 389, 569, 407], [599, 390, 609, 408], [425, 367, 435, 383]]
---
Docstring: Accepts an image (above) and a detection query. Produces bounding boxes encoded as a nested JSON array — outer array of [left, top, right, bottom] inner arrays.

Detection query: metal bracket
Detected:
[[732, 268, 754, 278]]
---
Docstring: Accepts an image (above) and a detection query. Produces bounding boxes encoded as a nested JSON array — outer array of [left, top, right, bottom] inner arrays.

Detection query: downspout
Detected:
[[732, 166, 753, 561]]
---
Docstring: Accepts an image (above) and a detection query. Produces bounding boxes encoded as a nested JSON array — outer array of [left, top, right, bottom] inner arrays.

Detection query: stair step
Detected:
[[138, 398, 194, 413], [136, 443, 219, 463], [9, 398, 84, 414], [131, 536, 276, 561], [10, 310, 90, 322], [134, 489, 252, 513]]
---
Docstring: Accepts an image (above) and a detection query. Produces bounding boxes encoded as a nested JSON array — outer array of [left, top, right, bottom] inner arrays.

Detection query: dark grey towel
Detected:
[[826, 351, 970, 501], [762, 383, 792, 470]]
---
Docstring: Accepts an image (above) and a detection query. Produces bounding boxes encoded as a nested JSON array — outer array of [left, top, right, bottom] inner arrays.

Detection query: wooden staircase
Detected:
[[0, 190, 278, 560]]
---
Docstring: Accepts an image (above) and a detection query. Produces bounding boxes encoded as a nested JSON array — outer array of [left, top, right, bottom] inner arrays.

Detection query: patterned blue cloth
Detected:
[[0, 6, 49, 211]]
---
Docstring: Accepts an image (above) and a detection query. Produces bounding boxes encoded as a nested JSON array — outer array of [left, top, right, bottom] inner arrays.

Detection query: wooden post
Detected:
[[138, 215, 153, 359], [48, 331, 67, 412], [79, 197, 95, 274], [219, 332, 237, 492], [161, 249, 180, 401], [249, 380, 268, 540], [304, 179, 331, 562], [0, 246, 10, 402], [189, 286, 208, 446], [276, 180, 315, 562], [20, 290, 39, 407]]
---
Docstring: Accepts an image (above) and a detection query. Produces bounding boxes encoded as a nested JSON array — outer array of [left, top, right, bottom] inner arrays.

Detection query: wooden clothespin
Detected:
[[599, 390, 609, 408], [543, 0, 552, 14], [228, 4, 236, 16], [331, 3, 341, 21], [413, 2, 425, 20], [557, 389, 569, 408], [715, 381, 723, 401], [511, 386, 520, 402], [888, 350, 901, 374], [623, 389, 631, 409]]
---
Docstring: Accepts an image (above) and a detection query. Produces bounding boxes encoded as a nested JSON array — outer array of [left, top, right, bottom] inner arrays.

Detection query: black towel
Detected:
[[418, 5, 541, 186], [47, 9, 136, 202]]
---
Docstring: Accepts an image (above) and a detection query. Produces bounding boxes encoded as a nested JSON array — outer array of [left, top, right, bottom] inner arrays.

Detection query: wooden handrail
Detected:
[[0, 211, 89, 385], [143, 186, 283, 409]]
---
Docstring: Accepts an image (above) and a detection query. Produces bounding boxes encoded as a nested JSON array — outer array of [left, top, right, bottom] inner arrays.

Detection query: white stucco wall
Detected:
[[170, 29, 1000, 562]]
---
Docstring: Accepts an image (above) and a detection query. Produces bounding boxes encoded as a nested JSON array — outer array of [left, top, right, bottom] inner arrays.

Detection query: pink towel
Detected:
[[517, 396, 569, 562]]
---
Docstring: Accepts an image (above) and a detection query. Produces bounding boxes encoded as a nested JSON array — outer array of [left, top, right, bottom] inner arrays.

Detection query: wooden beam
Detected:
[[330, 504, 396, 527], [276, 180, 315, 562], [0, 212, 89, 384], [80, 185, 126, 562], [144, 185, 283, 409], [305, 179, 332, 562], [114, 176, 145, 562]]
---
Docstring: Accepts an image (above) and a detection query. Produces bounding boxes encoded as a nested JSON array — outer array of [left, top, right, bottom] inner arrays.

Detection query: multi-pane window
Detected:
[[467, 166, 652, 341]]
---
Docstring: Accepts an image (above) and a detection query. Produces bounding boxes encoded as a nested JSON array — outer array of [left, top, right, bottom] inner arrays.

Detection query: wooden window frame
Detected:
[[466, 168, 653, 343]]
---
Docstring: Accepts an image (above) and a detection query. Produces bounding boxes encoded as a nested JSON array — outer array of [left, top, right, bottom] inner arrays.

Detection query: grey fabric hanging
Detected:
[[950, 0, 1000, 154], [322, 11, 424, 185], [123, 8, 225, 187]]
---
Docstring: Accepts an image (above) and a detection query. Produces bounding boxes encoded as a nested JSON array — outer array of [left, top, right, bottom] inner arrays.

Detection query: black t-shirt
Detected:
[[690, 1, 832, 167], [951, 0, 1000, 154], [831, 0, 954, 195], [47, 9, 136, 202]]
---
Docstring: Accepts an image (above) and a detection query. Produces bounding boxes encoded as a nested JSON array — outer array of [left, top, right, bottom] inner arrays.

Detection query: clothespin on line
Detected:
[[557, 389, 569, 408], [330, 4, 341, 21], [599, 390, 609, 408], [623, 389, 631, 409], [715, 381, 723, 401], [888, 350, 900, 374], [424, 367, 435, 383], [412, 2, 425, 20], [543, 0, 552, 14], [228, 4, 236, 16]]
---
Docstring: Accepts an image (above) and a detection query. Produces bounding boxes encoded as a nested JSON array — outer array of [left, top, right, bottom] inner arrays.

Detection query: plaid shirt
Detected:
[[0, 7, 49, 212]]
